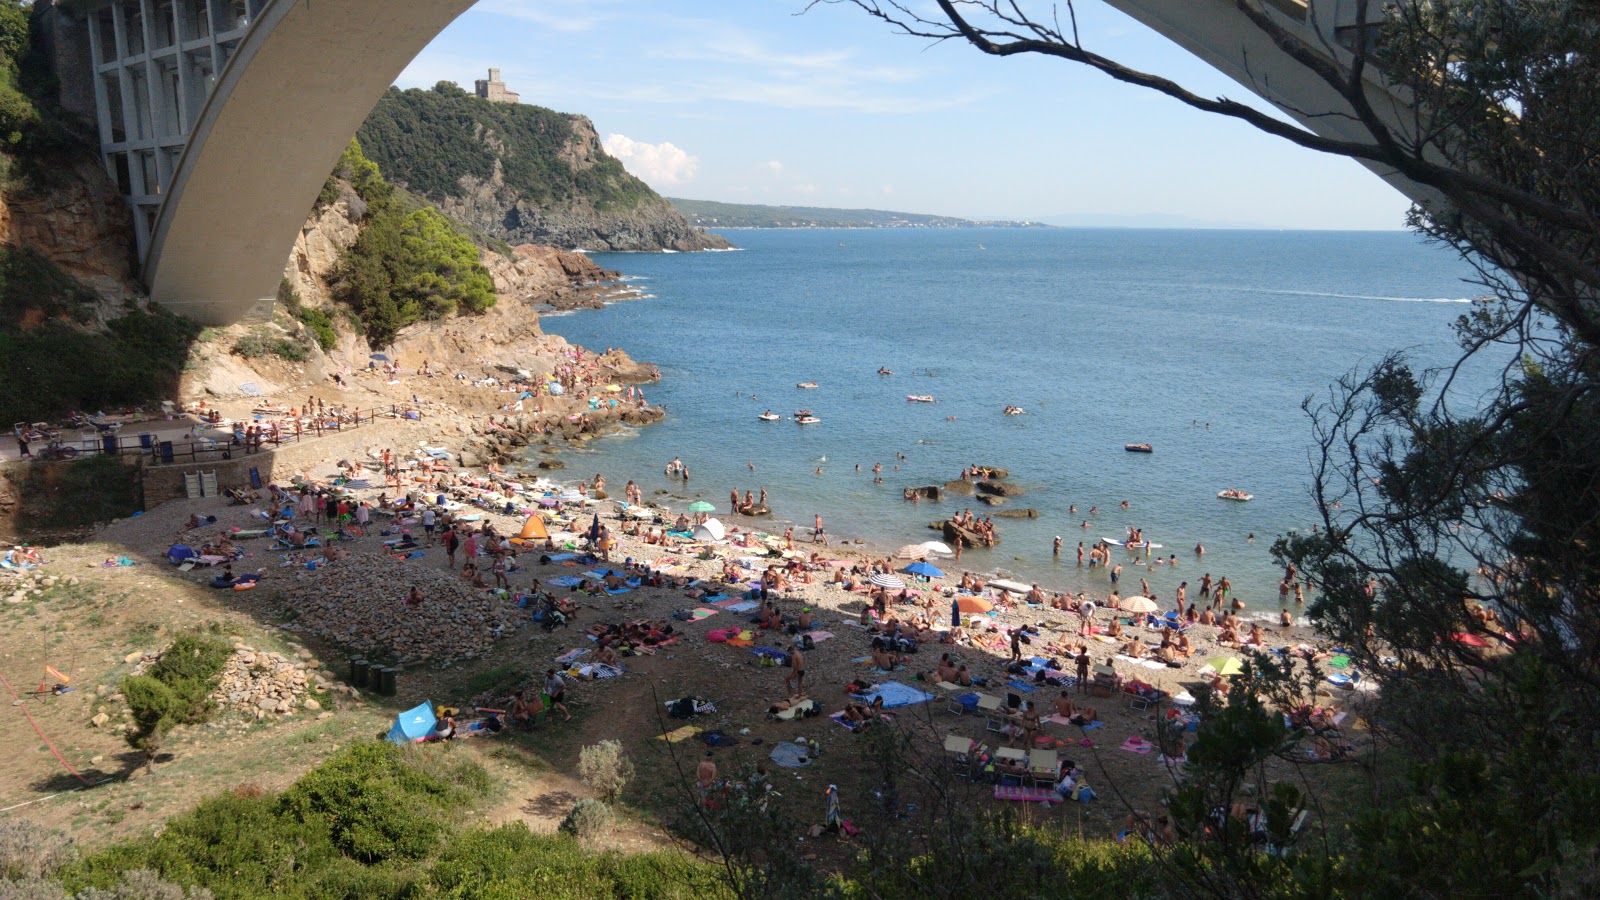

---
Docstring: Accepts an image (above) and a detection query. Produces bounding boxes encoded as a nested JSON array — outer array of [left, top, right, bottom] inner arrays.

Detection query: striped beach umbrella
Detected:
[[870, 574, 906, 590]]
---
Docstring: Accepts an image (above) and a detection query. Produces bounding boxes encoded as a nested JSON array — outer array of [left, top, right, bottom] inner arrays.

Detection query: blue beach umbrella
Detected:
[[369, 353, 390, 361], [903, 561, 944, 578]]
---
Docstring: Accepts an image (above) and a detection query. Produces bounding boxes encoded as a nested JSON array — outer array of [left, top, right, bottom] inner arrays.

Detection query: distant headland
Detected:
[[667, 198, 1049, 230]]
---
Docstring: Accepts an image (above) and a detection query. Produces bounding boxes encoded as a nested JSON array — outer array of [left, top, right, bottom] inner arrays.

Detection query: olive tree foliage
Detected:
[[826, 0, 1600, 894]]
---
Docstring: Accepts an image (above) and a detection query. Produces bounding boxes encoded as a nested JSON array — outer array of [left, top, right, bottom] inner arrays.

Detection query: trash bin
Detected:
[[101, 434, 118, 455], [159, 440, 174, 463], [379, 667, 398, 696], [350, 657, 369, 687], [138, 432, 154, 452]]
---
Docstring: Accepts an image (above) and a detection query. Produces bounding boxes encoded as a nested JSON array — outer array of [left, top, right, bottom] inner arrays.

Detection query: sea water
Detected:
[[539, 228, 1488, 609]]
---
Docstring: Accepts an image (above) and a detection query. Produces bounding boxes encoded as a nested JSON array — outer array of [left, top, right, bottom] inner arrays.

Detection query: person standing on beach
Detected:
[[445, 527, 460, 569], [1176, 582, 1187, 615], [1054, 536, 1063, 556], [730, 489, 740, 516], [1076, 651, 1091, 694], [422, 508, 436, 543]]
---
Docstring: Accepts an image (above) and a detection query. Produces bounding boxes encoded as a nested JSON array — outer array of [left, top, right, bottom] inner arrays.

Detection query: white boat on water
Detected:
[[797, 382, 818, 389], [1217, 489, 1254, 502], [907, 395, 935, 403], [795, 415, 821, 425], [758, 412, 782, 422]]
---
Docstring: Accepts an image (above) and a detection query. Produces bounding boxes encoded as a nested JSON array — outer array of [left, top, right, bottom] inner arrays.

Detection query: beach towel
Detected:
[[772, 699, 819, 721], [550, 576, 582, 588], [591, 663, 624, 679], [710, 598, 742, 609], [657, 725, 701, 743], [1007, 680, 1037, 693], [829, 711, 859, 730], [726, 637, 754, 648], [724, 600, 759, 613], [752, 647, 790, 665], [1120, 737, 1154, 754], [555, 648, 590, 665], [548, 553, 577, 562], [605, 587, 632, 595], [690, 607, 720, 620], [803, 631, 834, 644], [853, 681, 935, 709], [1328, 655, 1352, 669], [768, 741, 813, 768], [698, 731, 740, 747], [700, 594, 729, 604], [994, 785, 1059, 804]]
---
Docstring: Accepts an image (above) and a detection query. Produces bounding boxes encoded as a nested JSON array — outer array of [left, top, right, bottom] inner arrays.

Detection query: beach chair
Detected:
[[1126, 690, 1155, 713], [944, 734, 975, 778], [1027, 748, 1059, 789], [976, 693, 1008, 734]]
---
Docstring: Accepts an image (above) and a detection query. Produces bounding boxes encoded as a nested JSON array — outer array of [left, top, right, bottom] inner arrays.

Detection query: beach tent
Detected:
[[956, 596, 994, 614], [387, 701, 437, 745], [166, 544, 197, 565], [694, 518, 726, 542], [509, 515, 549, 546]]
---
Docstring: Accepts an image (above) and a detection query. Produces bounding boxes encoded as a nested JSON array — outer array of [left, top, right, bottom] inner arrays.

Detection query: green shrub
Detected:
[[278, 741, 487, 864], [427, 823, 728, 898], [331, 203, 496, 346], [558, 798, 613, 842], [119, 675, 180, 751], [275, 277, 301, 312], [7, 454, 142, 532], [295, 307, 337, 351], [577, 741, 634, 803]]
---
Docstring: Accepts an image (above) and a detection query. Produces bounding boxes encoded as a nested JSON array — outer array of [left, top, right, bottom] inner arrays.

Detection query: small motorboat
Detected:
[[907, 395, 935, 403], [878, 367, 893, 375], [1125, 443, 1154, 453], [1217, 489, 1254, 502], [1003, 406, 1025, 416], [794, 409, 813, 418], [797, 382, 818, 389], [758, 412, 782, 422], [795, 415, 821, 425]]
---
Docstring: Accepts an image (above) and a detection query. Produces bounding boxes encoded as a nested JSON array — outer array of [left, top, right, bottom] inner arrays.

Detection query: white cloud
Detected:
[[602, 134, 699, 186], [795, 183, 817, 194], [765, 160, 783, 172]]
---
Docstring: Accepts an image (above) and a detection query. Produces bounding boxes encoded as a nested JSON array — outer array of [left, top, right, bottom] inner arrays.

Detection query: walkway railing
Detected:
[[21, 405, 422, 467]]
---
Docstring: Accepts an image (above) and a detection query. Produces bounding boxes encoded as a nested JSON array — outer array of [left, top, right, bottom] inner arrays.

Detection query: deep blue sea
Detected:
[[540, 228, 1488, 608]]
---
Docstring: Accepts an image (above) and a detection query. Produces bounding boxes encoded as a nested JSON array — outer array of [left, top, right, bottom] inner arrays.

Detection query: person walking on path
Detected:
[[543, 669, 572, 722]]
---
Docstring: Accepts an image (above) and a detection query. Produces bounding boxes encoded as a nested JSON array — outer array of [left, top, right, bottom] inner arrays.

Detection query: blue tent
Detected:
[[387, 701, 436, 744], [166, 544, 197, 565]]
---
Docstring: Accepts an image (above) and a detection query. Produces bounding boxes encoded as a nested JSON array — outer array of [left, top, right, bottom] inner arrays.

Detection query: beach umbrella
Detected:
[[869, 573, 906, 590], [903, 561, 944, 578], [1207, 657, 1244, 676], [956, 596, 993, 614], [369, 353, 390, 361], [920, 540, 954, 555], [895, 544, 928, 560], [687, 501, 716, 514], [694, 518, 726, 542], [1119, 596, 1159, 614], [537, 497, 558, 508], [548, 383, 565, 396]]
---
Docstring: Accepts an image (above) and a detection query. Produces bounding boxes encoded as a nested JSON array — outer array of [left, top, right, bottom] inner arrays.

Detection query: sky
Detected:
[[399, 0, 1415, 230]]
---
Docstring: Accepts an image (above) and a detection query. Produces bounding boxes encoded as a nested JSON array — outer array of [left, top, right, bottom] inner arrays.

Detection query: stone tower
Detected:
[[474, 68, 520, 104]]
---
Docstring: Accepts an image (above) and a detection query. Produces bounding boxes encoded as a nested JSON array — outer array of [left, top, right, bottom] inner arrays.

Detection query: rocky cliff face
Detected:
[[0, 152, 141, 304], [439, 158, 732, 252]]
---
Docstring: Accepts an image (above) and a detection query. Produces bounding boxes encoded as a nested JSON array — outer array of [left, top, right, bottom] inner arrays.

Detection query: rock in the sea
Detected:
[[943, 480, 975, 496], [976, 495, 1006, 506], [994, 508, 1040, 518], [538, 459, 566, 470], [975, 480, 1024, 497]]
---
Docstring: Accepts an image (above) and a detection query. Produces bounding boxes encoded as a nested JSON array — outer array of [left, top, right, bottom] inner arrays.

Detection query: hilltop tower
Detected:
[[474, 68, 520, 104]]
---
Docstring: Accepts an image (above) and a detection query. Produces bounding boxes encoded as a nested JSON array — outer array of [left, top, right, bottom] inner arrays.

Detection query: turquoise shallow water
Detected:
[[539, 228, 1488, 608]]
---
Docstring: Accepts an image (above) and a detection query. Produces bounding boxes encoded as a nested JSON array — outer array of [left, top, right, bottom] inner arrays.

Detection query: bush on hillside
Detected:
[[577, 740, 634, 803], [121, 634, 233, 757], [331, 203, 495, 346], [0, 819, 73, 881], [295, 307, 337, 351], [558, 798, 613, 842], [231, 327, 308, 362]]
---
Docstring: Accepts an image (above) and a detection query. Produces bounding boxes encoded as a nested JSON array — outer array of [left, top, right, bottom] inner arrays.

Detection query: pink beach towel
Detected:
[[1120, 737, 1154, 754]]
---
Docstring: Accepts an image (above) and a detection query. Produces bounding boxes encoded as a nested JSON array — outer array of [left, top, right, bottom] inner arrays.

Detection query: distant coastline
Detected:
[[668, 197, 1048, 230]]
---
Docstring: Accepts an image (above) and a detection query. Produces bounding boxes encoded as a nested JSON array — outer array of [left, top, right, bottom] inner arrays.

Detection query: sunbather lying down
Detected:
[[767, 693, 813, 716], [842, 696, 887, 724]]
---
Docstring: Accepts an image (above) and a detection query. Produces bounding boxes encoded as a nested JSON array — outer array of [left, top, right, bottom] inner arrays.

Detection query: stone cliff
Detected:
[[0, 151, 141, 306]]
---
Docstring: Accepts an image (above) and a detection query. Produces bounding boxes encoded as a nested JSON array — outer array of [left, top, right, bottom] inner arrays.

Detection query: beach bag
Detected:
[[801, 634, 816, 651], [669, 697, 697, 719]]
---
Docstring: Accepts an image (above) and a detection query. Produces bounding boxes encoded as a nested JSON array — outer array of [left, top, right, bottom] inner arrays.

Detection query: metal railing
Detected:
[[19, 405, 423, 467]]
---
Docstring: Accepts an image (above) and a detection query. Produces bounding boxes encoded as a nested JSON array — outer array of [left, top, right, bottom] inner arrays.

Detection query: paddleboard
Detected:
[[1103, 538, 1163, 549]]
